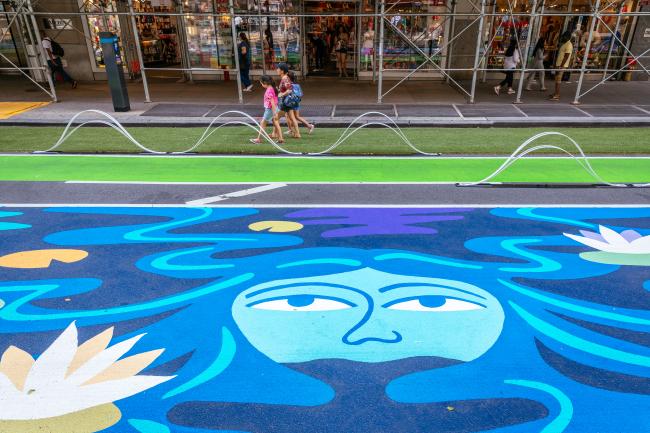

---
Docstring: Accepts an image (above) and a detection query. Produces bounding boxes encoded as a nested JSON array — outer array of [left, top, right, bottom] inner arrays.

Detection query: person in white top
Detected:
[[494, 37, 520, 96], [41, 33, 77, 89]]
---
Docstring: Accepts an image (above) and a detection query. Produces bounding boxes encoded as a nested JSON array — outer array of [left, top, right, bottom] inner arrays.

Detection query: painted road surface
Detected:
[[0, 206, 649, 433]]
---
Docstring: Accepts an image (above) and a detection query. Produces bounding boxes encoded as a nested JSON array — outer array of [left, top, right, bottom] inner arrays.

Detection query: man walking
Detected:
[[42, 34, 77, 89], [549, 31, 572, 101]]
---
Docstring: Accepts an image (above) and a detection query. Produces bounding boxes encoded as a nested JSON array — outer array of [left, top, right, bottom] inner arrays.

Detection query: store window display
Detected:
[[81, 0, 124, 69], [380, 0, 447, 72], [361, 21, 375, 71], [133, 0, 180, 67]]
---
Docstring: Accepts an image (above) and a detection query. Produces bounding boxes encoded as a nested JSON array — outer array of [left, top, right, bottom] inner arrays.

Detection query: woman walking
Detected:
[[276, 63, 301, 139], [250, 75, 283, 144], [525, 36, 547, 91], [494, 37, 520, 96]]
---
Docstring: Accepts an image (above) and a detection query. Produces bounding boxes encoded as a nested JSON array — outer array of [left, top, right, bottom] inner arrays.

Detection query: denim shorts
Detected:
[[263, 107, 276, 122]]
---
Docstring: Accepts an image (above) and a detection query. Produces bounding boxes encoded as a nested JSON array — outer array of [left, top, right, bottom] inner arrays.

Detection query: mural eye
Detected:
[[249, 295, 356, 311], [384, 295, 483, 312]]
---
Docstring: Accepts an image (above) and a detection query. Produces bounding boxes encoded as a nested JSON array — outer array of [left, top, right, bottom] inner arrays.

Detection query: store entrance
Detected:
[[304, 1, 357, 77]]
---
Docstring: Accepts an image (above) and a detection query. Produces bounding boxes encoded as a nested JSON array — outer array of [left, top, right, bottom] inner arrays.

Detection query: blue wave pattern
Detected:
[[0, 206, 648, 433]]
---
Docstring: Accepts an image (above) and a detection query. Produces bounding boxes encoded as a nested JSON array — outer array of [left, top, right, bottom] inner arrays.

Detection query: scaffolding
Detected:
[[1, 0, 648, 104]]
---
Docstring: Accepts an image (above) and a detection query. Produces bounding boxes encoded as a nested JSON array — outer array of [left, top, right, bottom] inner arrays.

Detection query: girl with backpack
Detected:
[[287, 71, 315, 135], [250, 75, 284, 144]]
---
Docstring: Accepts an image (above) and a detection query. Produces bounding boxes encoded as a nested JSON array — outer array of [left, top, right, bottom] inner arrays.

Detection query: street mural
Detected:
[[0, 207, 649, 433]]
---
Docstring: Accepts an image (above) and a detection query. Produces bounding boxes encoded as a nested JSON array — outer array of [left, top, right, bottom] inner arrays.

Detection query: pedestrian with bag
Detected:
[[276, 63, 301, 139], [494, 37, 520, 96], [41, 33, 77, 89]]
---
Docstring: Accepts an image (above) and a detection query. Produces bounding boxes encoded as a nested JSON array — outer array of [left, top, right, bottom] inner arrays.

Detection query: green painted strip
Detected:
[[1, 156, 650, 183]]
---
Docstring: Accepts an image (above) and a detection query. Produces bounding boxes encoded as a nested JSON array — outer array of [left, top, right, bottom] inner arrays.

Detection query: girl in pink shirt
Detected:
[[251, 75, 284, 144]]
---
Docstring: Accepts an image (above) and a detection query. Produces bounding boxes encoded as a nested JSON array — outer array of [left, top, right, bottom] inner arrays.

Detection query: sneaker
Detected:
[[244, 85, 253, 92], [507, 88, 516, 95], [493, 86, 500, 96], [525, 86, 532, 91], [540, 87, 548, 91]]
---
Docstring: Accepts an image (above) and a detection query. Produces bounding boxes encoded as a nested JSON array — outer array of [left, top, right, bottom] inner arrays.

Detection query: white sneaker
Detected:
[[507, 88, 516, 95], [244, 85, 253, 92], [494, 86, 500, 96]]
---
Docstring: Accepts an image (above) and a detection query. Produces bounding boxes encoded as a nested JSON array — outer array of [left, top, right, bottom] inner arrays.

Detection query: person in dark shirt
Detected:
[[238, 32, 253, 92]]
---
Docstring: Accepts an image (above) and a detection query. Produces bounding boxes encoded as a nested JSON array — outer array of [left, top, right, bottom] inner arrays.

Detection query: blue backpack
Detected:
[[292, 83, 303, 99]]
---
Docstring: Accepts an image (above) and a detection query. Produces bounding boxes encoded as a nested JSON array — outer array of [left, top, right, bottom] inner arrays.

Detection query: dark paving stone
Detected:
[[297, 105, 334, 117], [456, 105, 525, 118], [518, 104, 589, 117], [334, 104, 396, 117], [396, 105, 459, 117], [207, 105, 263, 118], [577, 105, 649, 117], [142, 103, 215, 117]]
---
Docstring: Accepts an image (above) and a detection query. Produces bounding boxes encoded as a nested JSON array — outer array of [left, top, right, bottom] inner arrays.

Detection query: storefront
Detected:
[[484, 0, 640, 77], [75, 0, 449, 80], [3, 0, 646, 102]]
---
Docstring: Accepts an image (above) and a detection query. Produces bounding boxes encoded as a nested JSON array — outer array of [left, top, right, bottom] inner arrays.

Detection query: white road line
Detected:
[[66, 181, 462, 185], [3, 204, 650, 208], [184, 183, 287, 205]]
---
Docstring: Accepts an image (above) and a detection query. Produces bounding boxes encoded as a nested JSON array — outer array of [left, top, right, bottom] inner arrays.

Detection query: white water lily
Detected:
[[0, 321, 174, 421], [564, 225, 650, 254]]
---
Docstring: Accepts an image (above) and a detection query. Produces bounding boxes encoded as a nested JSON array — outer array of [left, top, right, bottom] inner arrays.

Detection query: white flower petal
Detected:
[[71, 375, 174, 410], [627, 235, 650, 254], [564, 233, 620, 253], [23, 322, 78, 392], [598, 225, 630, 248], [66, 334, 145, 386]]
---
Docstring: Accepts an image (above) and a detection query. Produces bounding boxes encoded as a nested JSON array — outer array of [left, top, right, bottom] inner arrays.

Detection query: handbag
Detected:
[[282, 92, 300, 109]]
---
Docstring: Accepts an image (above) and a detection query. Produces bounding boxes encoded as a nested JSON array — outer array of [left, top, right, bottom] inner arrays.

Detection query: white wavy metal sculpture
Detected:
[[457, 131, 649, 188], [32, 110, 649, 188], [34, 109, 438, 156]]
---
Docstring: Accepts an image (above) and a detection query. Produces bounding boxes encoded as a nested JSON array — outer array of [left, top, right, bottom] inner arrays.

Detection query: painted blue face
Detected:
[[233, 268, 504, 363]]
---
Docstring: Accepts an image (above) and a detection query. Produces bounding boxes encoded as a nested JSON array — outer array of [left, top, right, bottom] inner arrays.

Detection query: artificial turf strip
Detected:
[[1, 126, 650, 155], [1, 156, 650, 183]]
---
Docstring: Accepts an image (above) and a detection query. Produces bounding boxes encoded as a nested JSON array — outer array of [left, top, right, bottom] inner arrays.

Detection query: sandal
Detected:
[[249, 138, 262, 144], [548, 95, 560, 101]]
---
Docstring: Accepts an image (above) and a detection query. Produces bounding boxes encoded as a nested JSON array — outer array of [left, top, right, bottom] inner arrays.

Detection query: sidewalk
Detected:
[[1, 75, 649, 126]]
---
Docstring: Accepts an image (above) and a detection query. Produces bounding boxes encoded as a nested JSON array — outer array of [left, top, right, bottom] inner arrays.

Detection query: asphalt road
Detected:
[[2, 181, 649, 206]]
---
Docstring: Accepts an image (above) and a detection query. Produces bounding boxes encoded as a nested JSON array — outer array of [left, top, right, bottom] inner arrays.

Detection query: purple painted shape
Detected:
[[286, 208, 473, 238], [579, 230, 604, 242], [620, 230, 643, 242]]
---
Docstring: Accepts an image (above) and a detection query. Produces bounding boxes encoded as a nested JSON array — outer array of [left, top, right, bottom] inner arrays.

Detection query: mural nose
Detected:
[[342, 317, 403, 346]]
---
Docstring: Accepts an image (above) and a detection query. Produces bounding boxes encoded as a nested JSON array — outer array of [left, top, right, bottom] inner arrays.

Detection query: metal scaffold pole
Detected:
[[515, 0, 538, 104], [469, 0, 486, 104], [573, 0, 601, 105], [377, 0, 385, 103], [26, 0, 58, 102], [229, 0, 243, 104], [127, 0, 151, 103]]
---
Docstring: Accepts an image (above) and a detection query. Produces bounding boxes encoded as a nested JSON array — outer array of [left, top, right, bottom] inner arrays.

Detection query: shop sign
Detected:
[[43, 18, 73, 30]]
